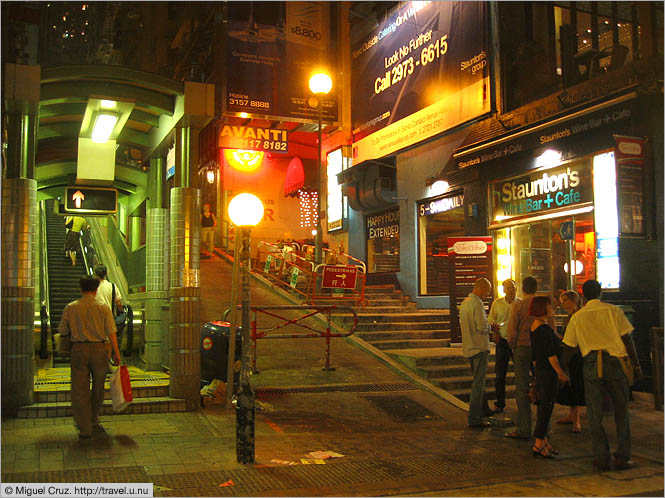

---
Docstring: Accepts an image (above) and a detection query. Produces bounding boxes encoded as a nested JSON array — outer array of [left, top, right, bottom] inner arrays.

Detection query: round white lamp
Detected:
[[228, 193, 264, 227]]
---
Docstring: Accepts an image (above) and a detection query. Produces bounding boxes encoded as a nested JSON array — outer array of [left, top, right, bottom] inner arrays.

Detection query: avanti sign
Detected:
[[489, 161, 592, 223]]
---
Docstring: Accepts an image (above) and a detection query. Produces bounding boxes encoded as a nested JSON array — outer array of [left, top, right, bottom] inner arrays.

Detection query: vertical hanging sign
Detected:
[[448, 236, 493, 343]]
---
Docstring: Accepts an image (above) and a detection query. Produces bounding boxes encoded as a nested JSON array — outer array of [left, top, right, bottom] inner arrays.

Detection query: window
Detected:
[[417, 194, 465, 295]]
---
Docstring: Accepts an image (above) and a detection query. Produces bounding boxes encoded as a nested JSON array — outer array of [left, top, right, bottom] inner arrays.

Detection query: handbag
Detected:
[[109, 364, 133, 412], [111, 283, 127, 327]]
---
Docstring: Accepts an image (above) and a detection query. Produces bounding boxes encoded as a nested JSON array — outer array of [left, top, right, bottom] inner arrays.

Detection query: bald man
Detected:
[[459, 278, 495, 427]]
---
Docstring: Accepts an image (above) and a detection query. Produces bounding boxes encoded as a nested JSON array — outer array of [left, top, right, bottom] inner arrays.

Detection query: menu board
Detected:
[[618, 163, 645, 235], [448, 237, 493, 343]]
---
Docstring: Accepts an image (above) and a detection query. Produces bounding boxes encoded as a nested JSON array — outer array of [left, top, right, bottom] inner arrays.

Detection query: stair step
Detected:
[[16, 397, 186, 418], [34, 384, 170, 403], [356, 330, 450, 341], [355, 321, 449, 331], [417, 363, 514, 378], [447, 385, 517, 403], [335, 312, 449, 323], [370, 338, 451, 350], [430, 373, 516, 390]]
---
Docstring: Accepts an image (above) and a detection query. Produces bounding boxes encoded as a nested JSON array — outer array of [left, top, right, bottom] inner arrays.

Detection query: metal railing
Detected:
[[255, 241, 367, 306], [225, 304, 358, 372], [255, 241, 316, 301], [38, 201, 50, 359]]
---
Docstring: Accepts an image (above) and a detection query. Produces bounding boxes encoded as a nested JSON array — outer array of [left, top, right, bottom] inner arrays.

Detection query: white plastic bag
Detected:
[[110, 364, 133, 412]]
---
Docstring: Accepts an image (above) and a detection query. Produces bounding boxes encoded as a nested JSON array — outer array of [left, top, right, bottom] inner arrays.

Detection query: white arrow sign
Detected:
[[72, 190, 85, 208]]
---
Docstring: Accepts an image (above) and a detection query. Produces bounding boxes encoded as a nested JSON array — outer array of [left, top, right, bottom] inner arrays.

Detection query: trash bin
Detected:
[[200, 321, 242, 388]]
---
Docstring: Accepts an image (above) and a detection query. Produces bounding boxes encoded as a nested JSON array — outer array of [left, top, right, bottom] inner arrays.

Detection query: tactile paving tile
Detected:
[[2, 466, 148, 484]]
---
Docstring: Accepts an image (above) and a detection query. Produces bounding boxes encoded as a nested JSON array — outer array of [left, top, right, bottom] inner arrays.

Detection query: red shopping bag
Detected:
[[110, 364, 133, 412]]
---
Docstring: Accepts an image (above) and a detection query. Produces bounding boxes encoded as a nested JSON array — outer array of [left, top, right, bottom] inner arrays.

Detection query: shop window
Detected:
[[366, 207, 399, 273], [493, 213, 596, 299], [417, 194, 465, 295]]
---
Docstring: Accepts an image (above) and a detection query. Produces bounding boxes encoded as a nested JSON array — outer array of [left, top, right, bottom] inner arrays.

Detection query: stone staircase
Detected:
[[328, 283, 515, 405], [18, 367, 185, 418], [330, 284, 451, 350], [387, 348, 516, 402]]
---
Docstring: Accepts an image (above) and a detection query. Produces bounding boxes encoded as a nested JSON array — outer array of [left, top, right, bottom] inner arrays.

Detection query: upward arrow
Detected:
[[73, 190, 85, 208]]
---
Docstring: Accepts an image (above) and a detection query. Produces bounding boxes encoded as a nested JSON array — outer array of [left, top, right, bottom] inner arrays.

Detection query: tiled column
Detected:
[[1, 178, 37, 414], [144, 207, 169, 370], [169, 187, 201, 409]]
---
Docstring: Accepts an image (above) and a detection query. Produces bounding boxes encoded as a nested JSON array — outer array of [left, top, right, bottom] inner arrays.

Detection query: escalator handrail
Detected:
[[39, 201, 50, 359]]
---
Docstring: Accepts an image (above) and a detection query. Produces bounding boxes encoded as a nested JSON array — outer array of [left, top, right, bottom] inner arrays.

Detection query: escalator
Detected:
[[44, 200, 88, 358]]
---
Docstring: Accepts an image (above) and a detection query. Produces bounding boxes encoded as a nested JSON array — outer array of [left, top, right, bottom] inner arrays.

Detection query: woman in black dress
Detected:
[[530, 296, 570, 458], [556, 290, 585, 432]]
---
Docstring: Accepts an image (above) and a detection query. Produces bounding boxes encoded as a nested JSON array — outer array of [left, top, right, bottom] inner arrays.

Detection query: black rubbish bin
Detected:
[[200, 321, 242, 388]]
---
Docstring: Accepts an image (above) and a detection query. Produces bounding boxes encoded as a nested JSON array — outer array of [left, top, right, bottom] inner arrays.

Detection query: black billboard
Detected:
[[351, 1, 490, 163]]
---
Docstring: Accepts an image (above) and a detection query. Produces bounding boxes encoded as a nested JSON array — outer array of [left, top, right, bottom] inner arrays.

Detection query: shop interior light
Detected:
[[563, 260, 584, 275], [535, 149, 562, 168], [91, 112, 119, 143], [311, 229, 317, 236], [206, 169, 215, 184]]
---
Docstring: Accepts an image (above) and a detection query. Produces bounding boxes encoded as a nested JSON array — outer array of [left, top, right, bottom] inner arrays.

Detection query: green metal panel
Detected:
[[40, 82, 176, 116], [128, 245, 147, 288]]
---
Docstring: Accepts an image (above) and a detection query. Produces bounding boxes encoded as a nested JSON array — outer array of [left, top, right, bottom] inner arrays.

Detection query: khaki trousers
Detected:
[[71, 343, 108, 436]]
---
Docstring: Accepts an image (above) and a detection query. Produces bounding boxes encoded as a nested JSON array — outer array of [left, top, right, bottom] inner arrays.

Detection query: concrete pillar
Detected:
[[169, 187, 201, 409], [1, 179, 37, 414]]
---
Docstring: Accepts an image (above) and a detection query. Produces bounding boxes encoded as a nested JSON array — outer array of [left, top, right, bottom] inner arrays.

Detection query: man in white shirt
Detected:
[[93, 264, 124, 342], [563, 279, 642, 471], [459, 278, 494, 427], [488, 279, 520, 413]]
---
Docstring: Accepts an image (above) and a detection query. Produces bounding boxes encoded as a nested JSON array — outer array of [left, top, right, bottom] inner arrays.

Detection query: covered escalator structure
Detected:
[[1, 63, 214, 414]]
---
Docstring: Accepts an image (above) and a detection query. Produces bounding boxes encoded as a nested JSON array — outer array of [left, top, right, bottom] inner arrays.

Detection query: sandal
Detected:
[[532, 444, 555, 459], [573, 423, 582, 433], [544, 442, 560, 455]]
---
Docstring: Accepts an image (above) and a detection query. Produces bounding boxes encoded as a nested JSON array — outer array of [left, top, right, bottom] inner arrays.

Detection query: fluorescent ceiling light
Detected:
[[91, 113, 119, 143]]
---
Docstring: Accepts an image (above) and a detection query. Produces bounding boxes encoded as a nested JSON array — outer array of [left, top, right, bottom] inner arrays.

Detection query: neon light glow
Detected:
[[593, 152, 620, 289], [495, 228, 512, 296], [298, 189, 318, 228], [223, 149, 265, 172]]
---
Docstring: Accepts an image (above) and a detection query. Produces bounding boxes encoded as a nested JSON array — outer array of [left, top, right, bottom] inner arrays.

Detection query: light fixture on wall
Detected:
[[206, 168, 216, 184], [534, 149, 562, 168], [223, 149, 265, 172]]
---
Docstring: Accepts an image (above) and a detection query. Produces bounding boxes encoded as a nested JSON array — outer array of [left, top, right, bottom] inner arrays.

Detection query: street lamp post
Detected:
[[308, 72, 332, 265], [227, 193, 264, 465]]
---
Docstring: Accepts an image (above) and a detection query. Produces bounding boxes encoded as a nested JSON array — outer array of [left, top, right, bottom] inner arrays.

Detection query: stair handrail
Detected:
[[300, 244, 367, 273], [38, 201, 50, 359]]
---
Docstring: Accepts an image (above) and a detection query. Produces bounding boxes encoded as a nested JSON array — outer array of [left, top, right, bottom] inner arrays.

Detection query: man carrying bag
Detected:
[[93, 264, 127, 348]]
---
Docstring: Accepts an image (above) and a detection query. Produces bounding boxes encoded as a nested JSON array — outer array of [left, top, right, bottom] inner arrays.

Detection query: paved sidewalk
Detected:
[[2, 255, 662, 496]]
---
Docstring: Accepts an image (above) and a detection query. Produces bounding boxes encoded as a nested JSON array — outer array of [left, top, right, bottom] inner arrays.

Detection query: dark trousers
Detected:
[[494, 338, 512, 409], [583, 352, 631, 465], [533, 367, 559, 439], [71, 343, 108, 436]]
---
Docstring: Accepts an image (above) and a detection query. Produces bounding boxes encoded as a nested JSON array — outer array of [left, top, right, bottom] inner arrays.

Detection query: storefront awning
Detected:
[[453, 90, 637, 168]]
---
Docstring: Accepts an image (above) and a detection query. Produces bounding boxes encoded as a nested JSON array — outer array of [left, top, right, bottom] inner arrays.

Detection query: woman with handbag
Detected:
[[556, 291, 585, 432], [530, 296, 570, 458]]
